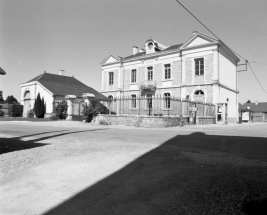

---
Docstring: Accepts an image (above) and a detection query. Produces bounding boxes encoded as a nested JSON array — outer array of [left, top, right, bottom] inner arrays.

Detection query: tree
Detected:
[[246, 100, 251, 103], [55, 101, 68, 119], [5, 95, 18, 104], [34, 93, 46, 118], [82, 100, 108, 122], [0, 91, 4, 104]]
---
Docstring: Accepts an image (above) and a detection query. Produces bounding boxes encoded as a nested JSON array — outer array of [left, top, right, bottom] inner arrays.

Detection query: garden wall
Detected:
[[94, 114, 215, 128]]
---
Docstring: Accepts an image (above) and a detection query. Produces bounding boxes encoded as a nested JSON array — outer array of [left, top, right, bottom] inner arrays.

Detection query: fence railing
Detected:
[[104, 96, 215, 117]]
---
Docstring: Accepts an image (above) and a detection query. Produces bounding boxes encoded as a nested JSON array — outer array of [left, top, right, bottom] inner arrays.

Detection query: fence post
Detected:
[[138, 96, 140, 115]]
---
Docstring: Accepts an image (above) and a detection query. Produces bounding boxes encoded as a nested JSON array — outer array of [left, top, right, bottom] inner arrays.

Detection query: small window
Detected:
[[164, 64, 171, 79], [131, 94, 137, 108], [109, 72, 114, 85], [131, 69, 136, 83], [146, 94, 152, 108], [147, 67, 153, 81], [108, 95, 113, 100], [148, 42, 153, 50], [164, 93, 171, 108], [195, 58, 204, 76]]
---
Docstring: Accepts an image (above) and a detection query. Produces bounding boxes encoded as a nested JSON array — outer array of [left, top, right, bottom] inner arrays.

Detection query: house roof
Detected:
[[0, 67, 6, 75], [23, 72, 108, 101], [123, 43, 183, 61], [239, 102, 267, 112]]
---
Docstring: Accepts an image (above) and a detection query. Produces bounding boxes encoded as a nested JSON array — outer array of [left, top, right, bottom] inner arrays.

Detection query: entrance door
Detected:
[[216, 104, 224, 124]]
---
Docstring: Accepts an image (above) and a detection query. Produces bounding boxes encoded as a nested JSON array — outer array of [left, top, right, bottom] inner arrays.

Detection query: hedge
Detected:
[[8, 104, 23, 117]]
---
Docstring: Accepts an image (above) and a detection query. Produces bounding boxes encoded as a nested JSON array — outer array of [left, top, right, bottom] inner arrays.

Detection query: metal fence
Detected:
[[105, 96, 215, 117]]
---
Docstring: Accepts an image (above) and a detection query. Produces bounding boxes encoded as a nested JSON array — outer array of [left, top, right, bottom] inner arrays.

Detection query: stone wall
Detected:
[[94, 114, 215, 128]]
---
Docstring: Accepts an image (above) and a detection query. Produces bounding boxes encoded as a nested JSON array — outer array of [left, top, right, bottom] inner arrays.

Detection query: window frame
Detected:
[[147, 66, 153, 81], [130, 94, 137, 109], [131, 69, 137, 83], [109, 72, 114, 85], [194, 58, 204, 76], [163, 92, 171, 109], [164, 64, 171, 80]]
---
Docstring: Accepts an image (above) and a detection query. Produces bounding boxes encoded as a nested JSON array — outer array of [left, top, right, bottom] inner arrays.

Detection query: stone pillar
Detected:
[[65, 95, 77, 120]]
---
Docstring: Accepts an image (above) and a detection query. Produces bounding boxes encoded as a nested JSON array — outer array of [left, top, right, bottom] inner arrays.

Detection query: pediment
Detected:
[[101, 54, 121, 66], [181, 32, 218, 49]]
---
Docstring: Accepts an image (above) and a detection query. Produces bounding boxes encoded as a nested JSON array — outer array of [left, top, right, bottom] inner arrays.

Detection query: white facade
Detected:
[[20, 81, 54, 116], [100, 32, 240, 123]]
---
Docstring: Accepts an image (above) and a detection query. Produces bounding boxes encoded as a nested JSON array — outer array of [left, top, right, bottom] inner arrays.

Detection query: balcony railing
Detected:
[[138, 80, 157, 90]]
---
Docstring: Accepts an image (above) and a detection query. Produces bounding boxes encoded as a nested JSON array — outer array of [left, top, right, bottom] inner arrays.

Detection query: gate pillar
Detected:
[[65, 95, 77, 120]]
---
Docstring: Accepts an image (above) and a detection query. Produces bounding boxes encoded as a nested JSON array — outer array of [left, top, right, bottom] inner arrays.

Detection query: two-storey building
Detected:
[[100, 31, 240, 123]]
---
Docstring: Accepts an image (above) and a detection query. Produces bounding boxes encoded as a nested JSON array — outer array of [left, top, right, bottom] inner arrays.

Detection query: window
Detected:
[[164, 64, 171, 79], [146, 94, 152, 108], [131, 94, 137, 108], [194, 90, 204, 102], [108, 95, 113, 100], [195, 58, 204, 76], [109, 72, 114, 85], [147, 67, 153, 81], [164, 93, 171, 108], [131, 69, 136, 83], [148, 42, 153, 50]]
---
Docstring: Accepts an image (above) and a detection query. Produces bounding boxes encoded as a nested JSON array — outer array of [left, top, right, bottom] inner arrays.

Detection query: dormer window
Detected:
[[148, 42, 153, 50]]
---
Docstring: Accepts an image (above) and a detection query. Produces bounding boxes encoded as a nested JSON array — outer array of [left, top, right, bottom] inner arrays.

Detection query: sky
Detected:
[[1, 0, 267, 104]]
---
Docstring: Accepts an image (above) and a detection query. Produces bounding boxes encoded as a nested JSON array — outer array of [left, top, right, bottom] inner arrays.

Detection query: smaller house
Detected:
[[239, 102, 267, 122], [20, 71, 107, 117]]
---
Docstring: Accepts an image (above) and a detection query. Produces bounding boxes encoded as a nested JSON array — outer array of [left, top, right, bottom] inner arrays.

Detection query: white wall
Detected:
[[218, 87, 238, 122], [219, 48, 237, 90]]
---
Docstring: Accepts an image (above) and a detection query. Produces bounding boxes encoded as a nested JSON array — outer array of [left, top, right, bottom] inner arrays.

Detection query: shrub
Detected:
[[26, 109, 34, 118], [82, 100, 108, 122], [34, 93, 46, 118], [55, 101, 68, 120], [8, 104, 23, 117]]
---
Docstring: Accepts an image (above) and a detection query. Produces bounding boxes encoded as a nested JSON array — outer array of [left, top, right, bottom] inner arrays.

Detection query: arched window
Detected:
[[131, 95, 137, 108], [194, 90, 204, 102], [24, 91, 31, 100], [148, 42, 153, 50], [164, 93, 171, 108]]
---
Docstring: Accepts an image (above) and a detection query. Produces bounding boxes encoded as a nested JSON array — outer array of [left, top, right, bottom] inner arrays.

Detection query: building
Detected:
[[20, 71, 107, 117], [100, 31, 240, 123], [240, 102, 267, 122]]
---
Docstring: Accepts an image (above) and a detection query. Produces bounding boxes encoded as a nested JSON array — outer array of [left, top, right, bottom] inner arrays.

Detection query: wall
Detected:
[[218, 87, 238, 123], [94, 114, 215, 128], [35, 83, 54, 113], [219, 48, 237, 90]]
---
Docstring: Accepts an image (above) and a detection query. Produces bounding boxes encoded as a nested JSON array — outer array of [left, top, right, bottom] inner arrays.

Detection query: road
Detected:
[[0, 121, 267, 215]]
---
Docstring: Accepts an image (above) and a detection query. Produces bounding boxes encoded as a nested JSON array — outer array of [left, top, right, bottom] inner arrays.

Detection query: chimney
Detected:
[[133, 46, 138, 55], [59, 70, 65, 76]]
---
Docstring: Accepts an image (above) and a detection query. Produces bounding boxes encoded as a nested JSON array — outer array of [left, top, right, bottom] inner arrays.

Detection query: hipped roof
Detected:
[[239, 102, 267, 112], [24, 72, 108, 101]]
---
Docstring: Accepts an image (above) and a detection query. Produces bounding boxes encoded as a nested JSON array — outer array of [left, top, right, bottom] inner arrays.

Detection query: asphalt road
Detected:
[[0, 121, 267, 215]]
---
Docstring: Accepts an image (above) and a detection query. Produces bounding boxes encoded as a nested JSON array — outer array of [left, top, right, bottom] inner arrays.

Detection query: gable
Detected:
[[181, 32, 218, 49], [187, 36, 214, 47], [101, 54, 121, 66], [105, 56, 119, 64]]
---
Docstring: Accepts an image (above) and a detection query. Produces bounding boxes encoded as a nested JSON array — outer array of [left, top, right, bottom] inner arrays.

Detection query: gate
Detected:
[[72, 100, 86, 121]]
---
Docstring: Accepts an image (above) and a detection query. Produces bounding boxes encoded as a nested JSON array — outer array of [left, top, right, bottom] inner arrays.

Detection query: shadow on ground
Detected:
[[44, 132, 267, 215], [0, 129, 109, 154]]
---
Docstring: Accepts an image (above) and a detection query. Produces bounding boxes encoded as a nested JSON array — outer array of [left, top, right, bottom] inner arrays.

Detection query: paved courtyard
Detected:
[[0, 121, 267, 215]]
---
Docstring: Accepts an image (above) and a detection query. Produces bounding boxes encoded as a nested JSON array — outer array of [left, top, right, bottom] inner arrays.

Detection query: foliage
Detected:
[[246, 100, 251, 103], [5, 95, 18, 104], [0, 104, 4, 116], [0, 91, 4, 104], [8, 104, 23, 117], [82, 100, 108, 122], [55, 101, 68, 120], [34, 93, 46, 118], [26, 109, 34, 118]]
